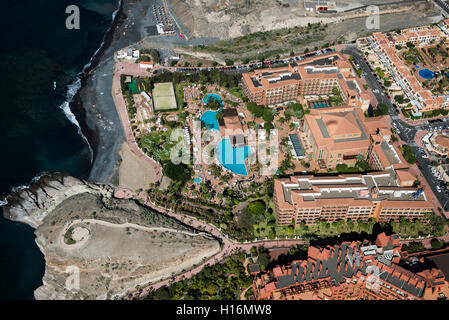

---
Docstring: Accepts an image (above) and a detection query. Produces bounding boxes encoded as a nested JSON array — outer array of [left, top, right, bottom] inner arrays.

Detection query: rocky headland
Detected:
[[1, 173, 220, 300]]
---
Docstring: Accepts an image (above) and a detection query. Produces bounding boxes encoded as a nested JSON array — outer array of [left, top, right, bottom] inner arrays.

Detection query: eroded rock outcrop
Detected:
[[2, 173, 114, 228]]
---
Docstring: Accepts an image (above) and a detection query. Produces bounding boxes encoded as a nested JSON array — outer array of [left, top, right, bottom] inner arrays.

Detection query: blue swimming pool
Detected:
[[193, 177, 202, 183], [203, 93, 223, 106], [216, 139, 251, 176], [415, 65, 421, 69], [312, 102, 329, 108], [201, 108, 222, 131], [418, 68, 436, 80]]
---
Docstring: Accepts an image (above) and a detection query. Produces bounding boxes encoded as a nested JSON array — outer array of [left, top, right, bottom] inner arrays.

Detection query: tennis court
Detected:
[[152, 82, 177, 111]]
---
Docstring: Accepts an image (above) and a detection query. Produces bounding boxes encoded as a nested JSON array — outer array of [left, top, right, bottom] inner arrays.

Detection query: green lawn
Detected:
[[228, 87, 244, 100], [127, 79, 139, 94], [137, 130, 179, 162]]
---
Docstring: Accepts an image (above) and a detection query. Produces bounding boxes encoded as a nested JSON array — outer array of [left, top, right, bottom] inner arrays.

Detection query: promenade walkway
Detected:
[[112, 61, 162, 183]]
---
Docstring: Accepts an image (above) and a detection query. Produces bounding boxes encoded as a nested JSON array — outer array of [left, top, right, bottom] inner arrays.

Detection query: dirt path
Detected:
[[65, 216, 212, 237]]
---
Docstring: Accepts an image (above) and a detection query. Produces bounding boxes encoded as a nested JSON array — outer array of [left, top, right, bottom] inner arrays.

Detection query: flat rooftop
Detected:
[[280, 169, 427, 205]]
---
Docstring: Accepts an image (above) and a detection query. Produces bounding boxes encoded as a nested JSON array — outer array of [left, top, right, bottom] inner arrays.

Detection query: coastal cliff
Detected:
[[2, 173, 114, 229], [1, 174, 220, 300]]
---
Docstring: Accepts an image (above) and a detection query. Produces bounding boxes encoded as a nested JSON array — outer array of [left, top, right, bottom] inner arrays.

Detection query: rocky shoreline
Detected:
[[1, 173, 114, 229], [0, 0, 189, 300]]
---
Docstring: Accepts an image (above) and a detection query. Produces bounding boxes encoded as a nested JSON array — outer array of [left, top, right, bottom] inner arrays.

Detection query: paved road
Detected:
[[433, 0, 449, 16], [344, 45, 449, 216]]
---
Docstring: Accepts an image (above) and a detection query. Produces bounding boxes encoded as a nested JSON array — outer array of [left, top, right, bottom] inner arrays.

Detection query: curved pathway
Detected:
[[123, 189, 449, 299], [64, 218, 212, 239]]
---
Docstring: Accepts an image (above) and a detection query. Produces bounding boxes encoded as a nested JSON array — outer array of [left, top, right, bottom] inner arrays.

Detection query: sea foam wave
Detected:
[[0, 172, 51, 206]]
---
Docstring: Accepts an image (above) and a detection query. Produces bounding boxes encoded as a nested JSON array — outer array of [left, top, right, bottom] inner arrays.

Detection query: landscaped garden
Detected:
[[142, 251, 254, 300]]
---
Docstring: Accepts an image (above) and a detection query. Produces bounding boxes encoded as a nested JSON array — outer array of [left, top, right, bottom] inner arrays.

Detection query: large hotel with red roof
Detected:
[[253, 233, 449, 300], [240, 52, 434, 228], [242, 52, 372, 110], [274, 108, 434, 227], [274, 167, 433, 226]]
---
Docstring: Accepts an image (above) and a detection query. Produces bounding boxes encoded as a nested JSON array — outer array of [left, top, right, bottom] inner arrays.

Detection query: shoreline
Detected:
[[70, 0, 126, 180], [74, 0, 167, 184]]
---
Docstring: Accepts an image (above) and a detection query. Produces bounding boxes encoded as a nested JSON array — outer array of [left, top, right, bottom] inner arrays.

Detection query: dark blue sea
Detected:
[[0, 0, 119, 299]]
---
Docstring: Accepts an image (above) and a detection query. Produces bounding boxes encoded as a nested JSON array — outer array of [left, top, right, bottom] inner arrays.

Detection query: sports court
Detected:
[[152, 82, 177, 111]]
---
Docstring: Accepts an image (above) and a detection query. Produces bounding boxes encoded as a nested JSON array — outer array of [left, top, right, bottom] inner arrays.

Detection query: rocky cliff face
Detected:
[[1, 173, 114, 229]]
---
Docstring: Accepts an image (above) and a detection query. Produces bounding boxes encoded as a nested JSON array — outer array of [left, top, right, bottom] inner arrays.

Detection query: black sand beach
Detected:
[[74, 0, 219, 184], [73, 0, 154, 183]]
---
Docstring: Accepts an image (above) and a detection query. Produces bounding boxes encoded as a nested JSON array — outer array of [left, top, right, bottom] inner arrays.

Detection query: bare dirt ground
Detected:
[[170, 0, 439, 40], [145, 1, 441, 64], [33, 193, 220, 300], [118, 142, 155, 191]]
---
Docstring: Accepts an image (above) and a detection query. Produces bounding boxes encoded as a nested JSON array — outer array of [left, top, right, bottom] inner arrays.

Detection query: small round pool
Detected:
[[193, 177, 202, 184], [415, 65, 421, 69], [418, 68, 436, 80], [203, 93, 223, 106]]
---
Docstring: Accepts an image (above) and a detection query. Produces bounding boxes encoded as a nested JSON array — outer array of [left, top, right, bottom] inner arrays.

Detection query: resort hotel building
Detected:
[[253, 233, 449, 300], [273, 165, 431, 227], [301, 104, 405, 171], [275, 115, 430, 227], [242, 64, 301, 106], [242, 52, 372, 111], [303, 108, 377, 168]]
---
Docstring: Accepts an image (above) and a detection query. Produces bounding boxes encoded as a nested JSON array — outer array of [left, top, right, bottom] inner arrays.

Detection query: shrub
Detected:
[[163, 162, 192, 183], [431, 238, 443, 250]]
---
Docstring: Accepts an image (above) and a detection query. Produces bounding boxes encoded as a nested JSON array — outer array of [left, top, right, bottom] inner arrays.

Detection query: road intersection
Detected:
[[345, 45, 449, 217]]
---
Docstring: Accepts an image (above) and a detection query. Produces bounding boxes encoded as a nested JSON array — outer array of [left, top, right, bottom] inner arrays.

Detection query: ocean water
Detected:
[[0, 0, 119, 299]]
